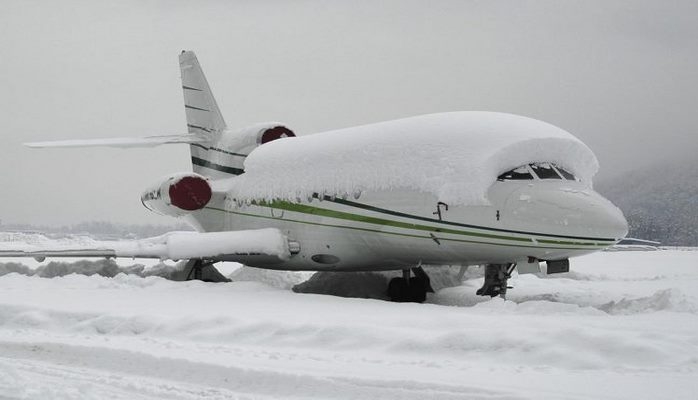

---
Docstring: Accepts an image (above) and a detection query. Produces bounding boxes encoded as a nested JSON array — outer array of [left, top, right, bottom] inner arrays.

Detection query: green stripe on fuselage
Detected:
[[326, 195, 613, 242], [203, 205, 607, 251], [247, 199, 609, 247]]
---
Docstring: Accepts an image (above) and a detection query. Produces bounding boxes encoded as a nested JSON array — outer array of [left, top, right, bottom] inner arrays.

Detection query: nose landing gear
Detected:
[[476, 263, 516, 298], [387, 266, 435, 302]]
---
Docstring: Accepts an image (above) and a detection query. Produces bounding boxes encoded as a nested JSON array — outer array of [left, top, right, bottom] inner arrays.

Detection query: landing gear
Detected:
[[476, 263, 516, 298], [387, 266, 435, 303], [182, 259, 230, 282]]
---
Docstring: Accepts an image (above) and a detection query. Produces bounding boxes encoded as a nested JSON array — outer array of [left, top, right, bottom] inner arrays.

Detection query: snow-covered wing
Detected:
[[0, 229, 295, 262], [25, 134, 208, 149]]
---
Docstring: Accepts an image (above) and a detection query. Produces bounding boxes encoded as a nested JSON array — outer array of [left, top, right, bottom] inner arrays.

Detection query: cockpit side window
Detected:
[[554, 166, 577, 181], [497, 166, 533, 181], [530, 163, 562, 179]]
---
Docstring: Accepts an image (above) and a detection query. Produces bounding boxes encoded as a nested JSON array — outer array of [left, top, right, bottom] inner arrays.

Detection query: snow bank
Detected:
[[228, 112, 598, 205], [0, 259, 221, 281], [599, 289, 697, 315], [229, 266, 310, 289], [2, 270, 694, 373], [2, 251, 698, 399]]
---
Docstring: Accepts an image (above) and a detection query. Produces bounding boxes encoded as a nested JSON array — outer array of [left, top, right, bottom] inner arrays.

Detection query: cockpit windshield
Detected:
[[529, 163, 561, 179], [497, 163, 578, 181], [554, 166, 576, 180], [497, 166, 533, 180]]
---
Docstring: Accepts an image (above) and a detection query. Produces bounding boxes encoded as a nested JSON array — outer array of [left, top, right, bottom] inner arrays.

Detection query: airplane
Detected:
[[0, 50, 628, 302]]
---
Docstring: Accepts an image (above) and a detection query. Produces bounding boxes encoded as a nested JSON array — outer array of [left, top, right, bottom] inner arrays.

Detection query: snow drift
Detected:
[[227, 112, 599, 205], [1, 250, 698, 399], [0, 259, 195, 280]]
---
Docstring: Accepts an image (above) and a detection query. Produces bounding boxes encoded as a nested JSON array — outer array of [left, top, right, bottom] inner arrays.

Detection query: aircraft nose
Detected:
[[505, 187, 628, 240], [563, 190, 628, 240], [599, 198, 629, 240], [570, 190, 628, 240]]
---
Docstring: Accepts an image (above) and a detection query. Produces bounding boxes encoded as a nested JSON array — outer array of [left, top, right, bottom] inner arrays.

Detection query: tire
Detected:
[[387, 277, 408, 302], [388, 277, 428, 303]]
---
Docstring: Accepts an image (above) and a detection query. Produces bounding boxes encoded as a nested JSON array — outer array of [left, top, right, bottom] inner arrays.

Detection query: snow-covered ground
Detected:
[[1, 249, 697, 399]]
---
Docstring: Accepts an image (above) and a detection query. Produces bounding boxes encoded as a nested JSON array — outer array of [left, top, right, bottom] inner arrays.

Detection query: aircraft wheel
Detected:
[[387, 276, 428, 303], [387, 277, 408, 302]]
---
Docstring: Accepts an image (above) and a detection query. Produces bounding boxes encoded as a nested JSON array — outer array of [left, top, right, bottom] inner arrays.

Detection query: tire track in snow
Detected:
[[0, 341, 526, 400]]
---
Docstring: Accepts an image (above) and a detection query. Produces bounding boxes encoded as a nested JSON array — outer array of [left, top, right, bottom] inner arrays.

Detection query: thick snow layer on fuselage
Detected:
[[228, 112, 599, 205]]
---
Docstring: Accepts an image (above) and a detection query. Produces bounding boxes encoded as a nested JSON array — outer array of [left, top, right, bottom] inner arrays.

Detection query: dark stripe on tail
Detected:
[[187, 124, 212, 133], [185, 104, 210, 112], [191, 156, 244, 175], [190, 143, 248, 157]]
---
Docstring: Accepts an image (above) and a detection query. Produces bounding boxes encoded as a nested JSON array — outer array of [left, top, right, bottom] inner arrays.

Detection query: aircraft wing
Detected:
[[0, 229, 299, 263], [24, 134, 208, 149]]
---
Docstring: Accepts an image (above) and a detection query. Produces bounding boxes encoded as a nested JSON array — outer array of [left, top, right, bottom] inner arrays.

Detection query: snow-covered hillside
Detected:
[[1, 250, 697, 399], [595, 155, 698, 246]]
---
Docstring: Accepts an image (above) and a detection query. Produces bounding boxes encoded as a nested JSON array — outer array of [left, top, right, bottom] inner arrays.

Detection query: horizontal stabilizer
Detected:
[[0, 229, 298, 263], [25, 134, 208, 149]]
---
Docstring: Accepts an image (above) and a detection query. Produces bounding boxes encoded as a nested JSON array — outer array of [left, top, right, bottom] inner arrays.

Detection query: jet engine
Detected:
[[141, 173, 212, 217], [216, 123, 296, 157]]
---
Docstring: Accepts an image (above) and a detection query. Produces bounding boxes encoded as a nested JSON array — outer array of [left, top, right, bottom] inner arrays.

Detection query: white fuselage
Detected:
[[183, 176, 627, 272]]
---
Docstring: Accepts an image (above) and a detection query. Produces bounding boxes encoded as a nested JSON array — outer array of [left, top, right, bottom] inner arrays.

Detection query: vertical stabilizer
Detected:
[[179, 51, 229, 178]]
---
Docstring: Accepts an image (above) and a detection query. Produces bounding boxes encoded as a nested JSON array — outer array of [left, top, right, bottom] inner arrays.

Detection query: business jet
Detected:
[[0, 51, 628, 302]]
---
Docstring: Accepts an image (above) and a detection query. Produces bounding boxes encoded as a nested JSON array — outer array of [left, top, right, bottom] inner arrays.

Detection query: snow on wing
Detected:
[[24, 134, 208, 149], [0, 229, 292, 261]]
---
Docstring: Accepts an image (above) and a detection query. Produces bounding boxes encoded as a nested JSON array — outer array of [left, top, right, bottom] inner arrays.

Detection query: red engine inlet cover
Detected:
[[169, 176, 212, 211], [261, 126, 295, 144]]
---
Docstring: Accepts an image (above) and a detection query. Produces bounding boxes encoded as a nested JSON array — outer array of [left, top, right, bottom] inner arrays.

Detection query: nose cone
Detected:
[[596, 196, 629, 240], [505, 186, 628, 240], [555, 190, 629, 240]]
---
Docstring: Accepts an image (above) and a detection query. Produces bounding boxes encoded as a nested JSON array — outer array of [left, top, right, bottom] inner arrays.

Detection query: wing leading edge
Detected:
[[0, 229, 299, 263]]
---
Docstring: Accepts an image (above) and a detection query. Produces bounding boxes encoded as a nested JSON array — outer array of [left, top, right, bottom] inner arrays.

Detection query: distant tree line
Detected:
[[0, 220, 193, 239]]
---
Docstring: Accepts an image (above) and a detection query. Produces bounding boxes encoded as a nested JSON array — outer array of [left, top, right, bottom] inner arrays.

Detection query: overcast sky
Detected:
[[1, 0, 696, 226]]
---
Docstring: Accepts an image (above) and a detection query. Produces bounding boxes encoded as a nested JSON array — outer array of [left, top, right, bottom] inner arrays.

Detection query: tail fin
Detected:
[[179, 51, 226, 134], [179, 51, 233, 178]]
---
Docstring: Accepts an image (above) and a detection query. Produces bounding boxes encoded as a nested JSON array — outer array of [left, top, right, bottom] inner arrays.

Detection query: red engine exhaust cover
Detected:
[[169, 176, 212, 211]]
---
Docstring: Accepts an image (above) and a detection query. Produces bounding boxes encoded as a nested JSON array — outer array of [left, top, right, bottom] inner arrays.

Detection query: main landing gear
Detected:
[[183, 259, 231, 282], [387, 266, 435, 303], [476, 263, 516, 298]]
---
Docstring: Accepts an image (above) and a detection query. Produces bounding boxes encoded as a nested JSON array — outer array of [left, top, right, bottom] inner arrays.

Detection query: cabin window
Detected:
[[530, 163, 562, 179], [554, 166, 577, 181], [497, 166, 533, 181]]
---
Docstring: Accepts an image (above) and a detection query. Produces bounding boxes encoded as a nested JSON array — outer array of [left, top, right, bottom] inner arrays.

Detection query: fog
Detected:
[[1, 0, 696, 226]]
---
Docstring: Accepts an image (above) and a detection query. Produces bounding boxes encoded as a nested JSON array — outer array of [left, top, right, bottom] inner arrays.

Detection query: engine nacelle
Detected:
[[141, 173, 212, 217], [218, 123, 296, 156]]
